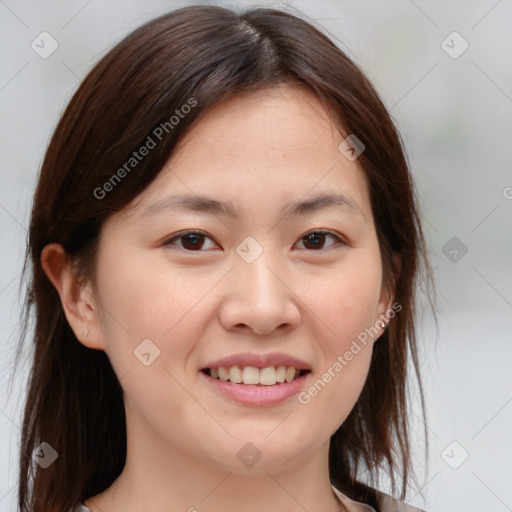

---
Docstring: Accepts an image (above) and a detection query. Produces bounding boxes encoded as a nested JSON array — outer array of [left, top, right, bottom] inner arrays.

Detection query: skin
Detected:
[[42, 84, 398, 512]]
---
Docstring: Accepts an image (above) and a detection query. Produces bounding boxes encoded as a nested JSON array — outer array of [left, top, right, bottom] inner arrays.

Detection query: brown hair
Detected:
[[11, 5, 436, 511]]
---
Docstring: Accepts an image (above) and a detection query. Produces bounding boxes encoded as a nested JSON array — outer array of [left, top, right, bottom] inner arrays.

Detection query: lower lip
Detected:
[[200, 371, 309, 406]]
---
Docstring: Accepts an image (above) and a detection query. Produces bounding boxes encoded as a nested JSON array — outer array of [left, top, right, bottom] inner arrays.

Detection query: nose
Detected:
[[218, 249, 301, 336]]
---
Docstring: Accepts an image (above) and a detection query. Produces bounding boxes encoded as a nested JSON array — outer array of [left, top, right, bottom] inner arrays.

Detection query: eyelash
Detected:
[[162, 229, 347, 252]]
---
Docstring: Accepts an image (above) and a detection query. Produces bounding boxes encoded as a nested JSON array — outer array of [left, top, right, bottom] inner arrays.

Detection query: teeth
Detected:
[[260, 367, 277, 385], [242, 366, 260, 385], [218, 367, 229, 381], [229, 365, 243, 383], [210, 365, 305, 385], [276, 365, 286, 382]]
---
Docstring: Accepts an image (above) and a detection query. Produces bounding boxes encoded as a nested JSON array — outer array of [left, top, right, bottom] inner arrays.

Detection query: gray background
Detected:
[[1, 1, 511, 511]]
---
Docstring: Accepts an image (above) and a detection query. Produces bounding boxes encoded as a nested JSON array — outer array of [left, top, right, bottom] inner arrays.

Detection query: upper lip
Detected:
[[202, 352, 311, 370]]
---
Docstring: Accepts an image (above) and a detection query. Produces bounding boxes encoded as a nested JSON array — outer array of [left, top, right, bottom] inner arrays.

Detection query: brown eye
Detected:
[[296, 231, 344, 250], [164, 231, 218, 251], [180, 233, 205, 250]]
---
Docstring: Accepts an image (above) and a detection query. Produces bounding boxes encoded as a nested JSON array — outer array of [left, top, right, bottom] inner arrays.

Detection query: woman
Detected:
[[14, 5, 436, 512]]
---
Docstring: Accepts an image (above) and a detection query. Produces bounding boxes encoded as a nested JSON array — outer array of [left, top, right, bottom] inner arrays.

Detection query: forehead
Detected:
[[175, 85, 342, 159], [123, 85, 373, 225]]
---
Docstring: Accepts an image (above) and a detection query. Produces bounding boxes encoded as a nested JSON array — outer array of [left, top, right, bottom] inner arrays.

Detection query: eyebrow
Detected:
[[140, 192, 366, 222]]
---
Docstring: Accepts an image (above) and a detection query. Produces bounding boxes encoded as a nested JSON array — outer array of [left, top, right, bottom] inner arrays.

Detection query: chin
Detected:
[[200, 430, 316, 474]]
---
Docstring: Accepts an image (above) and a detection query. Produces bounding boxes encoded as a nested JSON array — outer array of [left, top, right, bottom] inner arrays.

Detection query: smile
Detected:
[[202, 365, 310, 385]]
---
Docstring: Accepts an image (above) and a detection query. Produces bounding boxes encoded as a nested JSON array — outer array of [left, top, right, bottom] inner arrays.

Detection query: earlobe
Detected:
[[40, 243, 105, 350]]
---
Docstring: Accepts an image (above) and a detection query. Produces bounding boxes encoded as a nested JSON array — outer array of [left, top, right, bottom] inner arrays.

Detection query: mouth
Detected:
[[200, 353, 312, 405], [201, 366, 311, 386]]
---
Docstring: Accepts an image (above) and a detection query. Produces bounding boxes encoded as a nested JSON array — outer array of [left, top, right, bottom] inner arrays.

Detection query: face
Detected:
[[87, 85, 393, 474]]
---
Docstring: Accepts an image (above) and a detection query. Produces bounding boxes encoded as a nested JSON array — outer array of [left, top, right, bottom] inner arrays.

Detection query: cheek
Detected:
[[93, 246, 208, 382], [95, 243, 212, 338], [314, 252, 383, 348], [298, 254, 381, 422]]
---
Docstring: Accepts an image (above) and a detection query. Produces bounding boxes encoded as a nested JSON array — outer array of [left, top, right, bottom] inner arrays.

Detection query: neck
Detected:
[[85, 423, 342, 512]]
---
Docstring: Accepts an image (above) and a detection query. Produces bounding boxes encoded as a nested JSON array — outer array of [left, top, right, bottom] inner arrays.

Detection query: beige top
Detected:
[[332, 485, 425, 511], [73, 486, 425, 512]]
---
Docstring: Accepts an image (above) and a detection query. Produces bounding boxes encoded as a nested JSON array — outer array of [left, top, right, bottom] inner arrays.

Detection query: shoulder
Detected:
[[69, 505, 93, 512], [74, 492, 426, 512], [332, 485, 427, 512], [376, 489, 426, 512]]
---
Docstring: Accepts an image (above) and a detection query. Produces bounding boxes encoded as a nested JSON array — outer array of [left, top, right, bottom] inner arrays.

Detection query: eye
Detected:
[[163, 230, 219, 251], [163, 229, 346, 252], [294, 230, 345, 251]]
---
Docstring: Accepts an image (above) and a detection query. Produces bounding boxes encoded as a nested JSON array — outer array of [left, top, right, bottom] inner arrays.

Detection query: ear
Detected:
[[375, 252, 402, 337], [41, 243, 105, 351]]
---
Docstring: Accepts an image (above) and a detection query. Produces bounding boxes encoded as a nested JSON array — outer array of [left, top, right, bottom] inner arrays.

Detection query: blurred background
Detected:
[[1, 1, 511, 511]]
